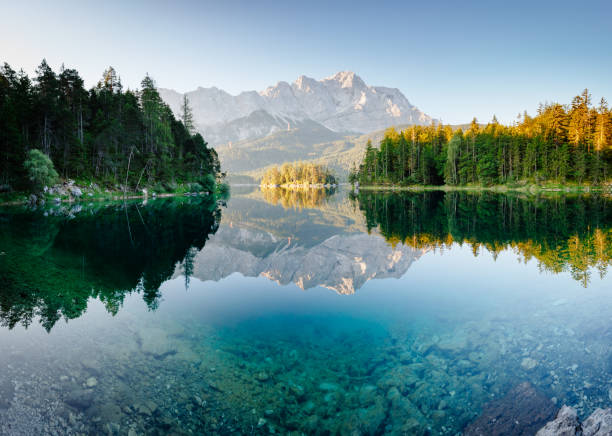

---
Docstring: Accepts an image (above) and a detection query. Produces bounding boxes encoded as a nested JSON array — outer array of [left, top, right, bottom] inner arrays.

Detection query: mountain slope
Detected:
[[160, 72, 435, 180], [160, 71, 433, 145]]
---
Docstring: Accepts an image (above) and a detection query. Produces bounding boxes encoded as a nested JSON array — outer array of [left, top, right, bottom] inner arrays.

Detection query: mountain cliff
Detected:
[[160, 72, 432, 145], [160, 72, 434, 180]]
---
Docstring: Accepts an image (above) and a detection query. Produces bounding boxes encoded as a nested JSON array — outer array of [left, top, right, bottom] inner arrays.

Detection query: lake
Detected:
[[1, 188, 611, 435]]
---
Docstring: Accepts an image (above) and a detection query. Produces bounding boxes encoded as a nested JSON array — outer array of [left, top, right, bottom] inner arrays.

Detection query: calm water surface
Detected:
[[1, 188, 611, 435]]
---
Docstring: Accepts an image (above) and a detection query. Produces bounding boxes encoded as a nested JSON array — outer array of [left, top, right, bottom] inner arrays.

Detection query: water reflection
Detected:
[[260, 186, 336, 209], [1, 189, 612, 435], [354, 191, 612, 287], [0, 197, 222, 331]]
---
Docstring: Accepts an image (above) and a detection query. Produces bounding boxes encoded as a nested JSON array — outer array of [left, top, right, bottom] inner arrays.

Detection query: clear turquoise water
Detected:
[[0, 189, 611, 435]]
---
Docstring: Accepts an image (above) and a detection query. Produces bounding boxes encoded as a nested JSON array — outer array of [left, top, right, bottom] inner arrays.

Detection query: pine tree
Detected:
[[180, 94, 195, 135]]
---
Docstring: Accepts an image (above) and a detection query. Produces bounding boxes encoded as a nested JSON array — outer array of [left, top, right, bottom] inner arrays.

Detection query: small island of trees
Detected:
[[350, 90, 611, 189], [260, 162, 336, 187]]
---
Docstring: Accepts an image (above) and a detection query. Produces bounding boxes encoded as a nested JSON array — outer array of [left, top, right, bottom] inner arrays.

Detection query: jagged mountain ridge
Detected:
[[178, 220, 424, 295], [159, 71, 433, 146]]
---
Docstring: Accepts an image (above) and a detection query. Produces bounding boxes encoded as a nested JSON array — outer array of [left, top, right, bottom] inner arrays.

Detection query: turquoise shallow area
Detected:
[[0, 190, 611, 435]]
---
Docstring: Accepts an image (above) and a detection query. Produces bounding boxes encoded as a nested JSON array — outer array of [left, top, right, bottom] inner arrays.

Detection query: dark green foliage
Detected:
[[354, 91, 612, 186], [0, 60, 221, 192], [0, 197, 222, 331]]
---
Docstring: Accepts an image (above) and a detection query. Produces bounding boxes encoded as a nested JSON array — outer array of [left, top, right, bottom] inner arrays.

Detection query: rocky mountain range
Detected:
[[160, 71, 432, 145], [160, 72, 434, 179]]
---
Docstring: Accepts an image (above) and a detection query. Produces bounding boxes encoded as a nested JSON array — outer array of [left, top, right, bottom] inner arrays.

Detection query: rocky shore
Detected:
[[537, 405, 612, 435]]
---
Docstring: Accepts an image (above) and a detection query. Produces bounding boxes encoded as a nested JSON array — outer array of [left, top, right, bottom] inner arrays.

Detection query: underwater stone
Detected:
[[255, 371, 270, 382], [464, 382, 556, 436], [65, 389, 94, 411], [437, 333, 469, 353], [138, 327, 178, 358], [522, 357, 539, 370], [318, 382, 340, 391]]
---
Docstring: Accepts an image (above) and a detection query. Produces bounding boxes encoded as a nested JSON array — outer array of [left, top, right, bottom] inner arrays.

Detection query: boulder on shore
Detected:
[[536, 405, 580, 436], [537, 406, 612, 436]]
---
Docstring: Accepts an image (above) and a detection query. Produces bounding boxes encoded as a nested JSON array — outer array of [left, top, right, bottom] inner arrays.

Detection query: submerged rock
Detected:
[[464, 382, 556, 435], [65, 389, 94, 411], [521, 357, 539, 370], [137, 327, 177, 358]]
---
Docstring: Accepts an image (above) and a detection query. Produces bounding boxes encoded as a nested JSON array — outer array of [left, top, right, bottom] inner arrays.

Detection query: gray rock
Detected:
[[69, 186, 82, 197], [536, 405, 580, 436], [522, 357, 539, 370], [582, 408, 612, 436], [137, 327, 177, 358], [65, 389, 94, 411], [537, 406, 612, 436]]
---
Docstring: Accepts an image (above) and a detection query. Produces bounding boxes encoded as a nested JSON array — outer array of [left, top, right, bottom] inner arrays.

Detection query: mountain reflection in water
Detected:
[[1, 188, 612, 435], [2, 189, 611, 332]]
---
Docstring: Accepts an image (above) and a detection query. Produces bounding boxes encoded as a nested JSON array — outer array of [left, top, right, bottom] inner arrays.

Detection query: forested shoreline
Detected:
[[0, 60, 222, 199], [350, 90, 612, 188]]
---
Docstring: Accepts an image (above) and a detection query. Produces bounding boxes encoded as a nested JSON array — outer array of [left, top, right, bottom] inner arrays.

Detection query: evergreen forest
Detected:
[[0, 60, 221, 194], [351, 90, 612, 187]]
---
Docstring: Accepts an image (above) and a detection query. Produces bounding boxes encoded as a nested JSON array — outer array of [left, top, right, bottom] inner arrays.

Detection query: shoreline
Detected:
[[0, 190, 218, 207], [354, 184, 612, 194]]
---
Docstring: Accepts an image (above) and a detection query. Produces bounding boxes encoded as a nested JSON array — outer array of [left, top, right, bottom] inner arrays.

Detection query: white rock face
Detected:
[[159, 71, 433, 145]]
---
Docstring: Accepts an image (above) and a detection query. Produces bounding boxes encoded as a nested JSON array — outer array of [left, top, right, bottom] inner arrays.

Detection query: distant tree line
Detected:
[[0, 60, 221, 192], [261, 162, 336, 186], [350, 90, 612, 186]]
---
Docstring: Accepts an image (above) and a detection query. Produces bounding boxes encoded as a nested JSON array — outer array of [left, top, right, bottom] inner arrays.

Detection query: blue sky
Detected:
[[1, 0, 611, 124]]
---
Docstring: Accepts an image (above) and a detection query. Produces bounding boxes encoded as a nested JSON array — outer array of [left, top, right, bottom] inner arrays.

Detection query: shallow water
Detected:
[[0, 189, 611, 435]]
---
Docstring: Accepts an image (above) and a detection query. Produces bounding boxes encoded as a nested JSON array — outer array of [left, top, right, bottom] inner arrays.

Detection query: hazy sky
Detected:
[[2, 0, 611, 124]]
